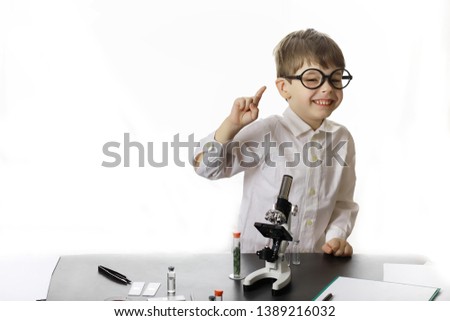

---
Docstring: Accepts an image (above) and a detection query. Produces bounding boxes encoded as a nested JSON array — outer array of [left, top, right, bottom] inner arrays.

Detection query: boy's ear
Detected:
[[275, 78, 291, 100]]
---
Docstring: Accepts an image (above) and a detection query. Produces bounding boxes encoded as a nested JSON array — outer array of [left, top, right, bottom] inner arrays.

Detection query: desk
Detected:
[[46, 253, 426, 301]]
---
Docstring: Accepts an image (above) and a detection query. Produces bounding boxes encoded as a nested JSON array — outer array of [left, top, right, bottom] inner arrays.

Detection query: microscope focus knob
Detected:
[[291, 204, 298, 216]]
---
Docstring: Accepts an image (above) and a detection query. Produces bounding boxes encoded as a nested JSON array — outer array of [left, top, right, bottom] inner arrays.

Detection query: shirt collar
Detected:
[[282, 107, 339, 137]]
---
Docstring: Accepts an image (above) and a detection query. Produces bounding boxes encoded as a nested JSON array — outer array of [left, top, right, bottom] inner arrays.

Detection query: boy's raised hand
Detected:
[[229, 86, 267, 128], [215, 86, 266, 143]]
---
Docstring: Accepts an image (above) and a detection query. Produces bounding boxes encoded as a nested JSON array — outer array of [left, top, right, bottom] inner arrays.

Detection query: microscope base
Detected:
[[243, 260, 291, 294]]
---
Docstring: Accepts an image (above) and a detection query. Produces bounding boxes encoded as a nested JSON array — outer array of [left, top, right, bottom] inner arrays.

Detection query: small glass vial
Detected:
[[214, 290, 223, 301], [292, 241, 301, 265], [167, 266, 176, 295], [229, 232, 244, 280]]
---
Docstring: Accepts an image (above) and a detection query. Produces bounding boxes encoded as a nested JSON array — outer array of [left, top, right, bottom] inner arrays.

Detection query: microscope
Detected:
[[243, 175, 298, 295]]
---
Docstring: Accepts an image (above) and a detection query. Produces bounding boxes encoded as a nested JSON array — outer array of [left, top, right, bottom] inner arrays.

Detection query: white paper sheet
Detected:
[[314, 276, 440, 301], [383, 263, 450, 301], [0, 256, 60, 301]]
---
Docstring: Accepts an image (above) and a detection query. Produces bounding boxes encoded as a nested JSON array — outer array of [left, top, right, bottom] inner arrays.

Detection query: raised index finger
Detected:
[[253, 86, 267, 105]]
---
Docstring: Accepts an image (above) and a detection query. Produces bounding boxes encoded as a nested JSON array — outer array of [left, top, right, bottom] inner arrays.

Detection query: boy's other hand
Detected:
[[322, 238, 353, 257], [228, 86, 266, 129]]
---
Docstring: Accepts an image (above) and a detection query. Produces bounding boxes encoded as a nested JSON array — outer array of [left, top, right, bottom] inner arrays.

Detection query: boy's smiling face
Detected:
[[276, 62, 344, 130]]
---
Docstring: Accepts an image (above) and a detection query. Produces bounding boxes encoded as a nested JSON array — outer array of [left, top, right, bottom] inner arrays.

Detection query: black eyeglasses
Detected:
[[283, 68, 353, 90]]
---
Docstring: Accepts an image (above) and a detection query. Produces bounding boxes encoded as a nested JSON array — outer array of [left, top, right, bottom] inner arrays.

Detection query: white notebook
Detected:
[[314, 276, 440, 301]]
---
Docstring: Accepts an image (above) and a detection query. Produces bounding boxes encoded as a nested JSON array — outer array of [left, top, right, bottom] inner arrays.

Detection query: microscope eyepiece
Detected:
[[278, 175, 293, 200]]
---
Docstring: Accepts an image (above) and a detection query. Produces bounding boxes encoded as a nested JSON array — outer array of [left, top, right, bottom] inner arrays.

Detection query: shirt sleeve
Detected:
[[325, 133, 359, 241], [193, 119, 270, 180]]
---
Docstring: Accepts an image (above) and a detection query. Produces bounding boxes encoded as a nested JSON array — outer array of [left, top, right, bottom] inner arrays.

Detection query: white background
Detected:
[[1, 0, 449, 267]]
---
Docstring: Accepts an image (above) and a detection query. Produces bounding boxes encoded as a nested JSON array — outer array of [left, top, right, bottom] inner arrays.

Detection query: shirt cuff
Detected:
[[325, 227, 347, 242], [193, 131, 227, 177]]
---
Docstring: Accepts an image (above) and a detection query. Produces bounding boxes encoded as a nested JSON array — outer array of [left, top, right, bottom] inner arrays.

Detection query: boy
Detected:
[[194, 29, 358, 257]]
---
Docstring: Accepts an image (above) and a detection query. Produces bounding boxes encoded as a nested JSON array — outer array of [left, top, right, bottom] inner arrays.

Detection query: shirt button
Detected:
[[306, 219, 313, 226], [311, 155, 318, 162], [309, 188, 316, 196]]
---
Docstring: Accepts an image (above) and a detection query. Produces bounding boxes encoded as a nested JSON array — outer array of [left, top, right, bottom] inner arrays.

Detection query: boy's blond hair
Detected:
[[274, 29, 346, 78]]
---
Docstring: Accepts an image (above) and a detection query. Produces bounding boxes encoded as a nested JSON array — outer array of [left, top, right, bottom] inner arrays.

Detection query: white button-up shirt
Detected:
[[195, 107, 358, 253]]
